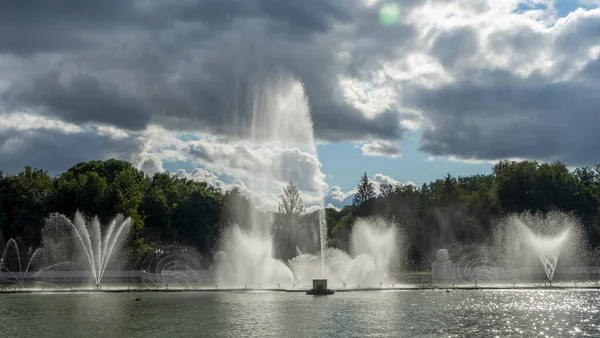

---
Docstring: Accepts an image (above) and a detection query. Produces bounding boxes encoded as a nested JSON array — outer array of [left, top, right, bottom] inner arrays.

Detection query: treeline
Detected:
[[1, 159, 599, 270]]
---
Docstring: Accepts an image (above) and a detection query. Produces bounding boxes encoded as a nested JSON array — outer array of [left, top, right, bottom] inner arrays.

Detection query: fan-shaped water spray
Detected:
[[524, 227, 571, 282], [0, 239, 68, 288], [44, 212, 132, 288], [495, 211, 585, 282]]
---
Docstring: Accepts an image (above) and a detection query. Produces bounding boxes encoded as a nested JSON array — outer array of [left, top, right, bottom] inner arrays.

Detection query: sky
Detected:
[[1, 0, 600, 211]]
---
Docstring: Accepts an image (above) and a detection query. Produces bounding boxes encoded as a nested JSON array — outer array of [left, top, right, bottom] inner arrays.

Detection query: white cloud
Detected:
[[4, 0, 600, 205], [184, 140, 328, 193], [361, 140, 402, 158], [325, 203, 341, 211], [580, 0, 600, 6], [138, 154, 164, 177], [0, 112, 82, 134], [324, 173, 414, 209]]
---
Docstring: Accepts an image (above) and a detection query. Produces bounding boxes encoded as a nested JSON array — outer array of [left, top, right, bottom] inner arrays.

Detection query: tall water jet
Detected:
[[249, 69, 328, 273], [494, 211, 585, 282], [43, 212, 132, 288], [217, 67, 328, 282]]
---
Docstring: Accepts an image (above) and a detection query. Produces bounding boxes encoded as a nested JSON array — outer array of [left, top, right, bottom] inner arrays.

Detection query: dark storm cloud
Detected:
[[0, 0, 416, 140], [0, 0, 139, 55], [0, 128, 142, 175], [6, 72, 150, 130], [430, 27, 479, 68], [409, 68, 600, 166]]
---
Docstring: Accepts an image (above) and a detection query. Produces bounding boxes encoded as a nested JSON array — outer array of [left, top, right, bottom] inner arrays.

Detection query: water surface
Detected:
[[0, 290, 598, 337]]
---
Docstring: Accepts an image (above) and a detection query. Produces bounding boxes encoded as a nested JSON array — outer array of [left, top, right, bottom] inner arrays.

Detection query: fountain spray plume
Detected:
[[494, 211, 586, 282], [287, 217, 403, 288], [345, 217, 403, 286], [214, 224, 294, 288], [215, 65, 328, 286], [0, 238, 69, 288], [43, 211, 132, 288], [248, 68, 328, 274]]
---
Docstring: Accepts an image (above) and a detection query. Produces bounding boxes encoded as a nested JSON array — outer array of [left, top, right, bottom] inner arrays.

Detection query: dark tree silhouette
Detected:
[[278, 182, 305, 219], [353, 172, 376, 207]]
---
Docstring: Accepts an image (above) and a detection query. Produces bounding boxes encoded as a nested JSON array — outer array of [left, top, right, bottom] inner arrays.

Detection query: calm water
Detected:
[[0, 290, 599, 337]]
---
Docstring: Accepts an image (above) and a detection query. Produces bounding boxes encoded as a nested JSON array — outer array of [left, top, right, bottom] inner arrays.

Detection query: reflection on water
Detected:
[[0, 290, 598, 337]]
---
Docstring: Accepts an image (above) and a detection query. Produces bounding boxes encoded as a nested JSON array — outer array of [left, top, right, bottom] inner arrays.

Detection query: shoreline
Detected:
[[1, 284, 600, 294]]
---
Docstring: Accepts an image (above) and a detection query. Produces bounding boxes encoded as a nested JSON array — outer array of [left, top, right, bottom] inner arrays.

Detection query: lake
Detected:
[[0, 290, 598, 337]]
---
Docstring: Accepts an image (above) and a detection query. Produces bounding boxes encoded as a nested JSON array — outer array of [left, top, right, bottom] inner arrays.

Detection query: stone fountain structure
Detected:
[[431, 249, 454, 281]]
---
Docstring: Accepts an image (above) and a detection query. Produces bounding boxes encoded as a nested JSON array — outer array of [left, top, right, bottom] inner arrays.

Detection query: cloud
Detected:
[[324, 186, 357, 206], [373, 173, 399, 186], [3, 0, 600, 198], [175, 168, 226, 188], [325, 203, 341, 211], [173, 168, 410, 212], [0, 113, 143, 175], [361, 140, 402, 158], [396, 5, 600, 166], [0, 0, 412, 143], [138, 154, 165, 177], [184, 140, 327, 192], [324, 173, 414, 209]]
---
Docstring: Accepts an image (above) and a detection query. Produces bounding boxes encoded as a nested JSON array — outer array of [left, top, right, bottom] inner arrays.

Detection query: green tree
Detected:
[[353, 172, 376, 207], [278, 182, 305, 220], [221, 187, 253, 229], [274, 182, 307, 260], [0, 167, 55, 246], [379, 183, 395, 199]]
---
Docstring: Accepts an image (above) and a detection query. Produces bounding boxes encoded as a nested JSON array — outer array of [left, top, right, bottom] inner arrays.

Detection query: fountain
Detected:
[[214, 225, 294, 288], [215, 68, 328, 286], [345, 218, 400, 286], [306, 278, 335, 295], [286, 218, 401, 288], [453, 254, 496, 284], [288, 248, 351, 287], [431, 249, 454, 282], [43, 212, 132, 289], [0, 239, 68, 288], [139, 244, 203, 289], [494, 211, 585, 282]]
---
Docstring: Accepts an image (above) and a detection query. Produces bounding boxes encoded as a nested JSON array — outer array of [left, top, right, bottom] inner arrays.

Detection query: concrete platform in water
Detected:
[[306, 289, 335, 295]]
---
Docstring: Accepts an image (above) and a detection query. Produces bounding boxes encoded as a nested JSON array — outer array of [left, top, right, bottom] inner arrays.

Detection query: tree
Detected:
[[278, 182, 305, 220], [275, 182, 307, 260], [221, 188, 253, 229], [379, 183, 395, 199], [353, 172, 376, 207]]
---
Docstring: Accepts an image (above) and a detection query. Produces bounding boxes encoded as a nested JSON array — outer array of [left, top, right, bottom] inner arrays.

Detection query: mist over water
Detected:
[[285, 218, 402, 288], [347, 218, 401, 286], [213, 225, 294, 288]]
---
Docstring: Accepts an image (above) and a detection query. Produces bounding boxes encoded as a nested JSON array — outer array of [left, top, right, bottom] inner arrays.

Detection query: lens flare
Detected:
[[379, 3, 400, 27]]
